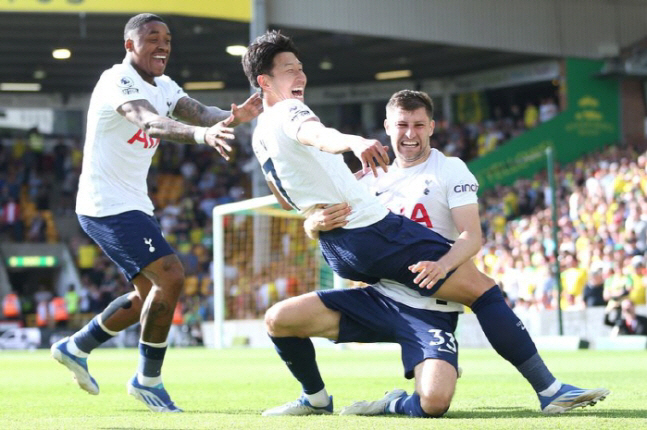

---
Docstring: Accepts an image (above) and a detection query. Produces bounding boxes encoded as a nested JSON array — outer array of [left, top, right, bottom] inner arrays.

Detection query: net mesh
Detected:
[[218, 202, 334, 320]]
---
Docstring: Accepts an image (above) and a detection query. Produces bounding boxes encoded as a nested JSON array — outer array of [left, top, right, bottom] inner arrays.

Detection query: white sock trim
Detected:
[[137, 373, 163, 387], [538, 379, 562, 397], [67, 338, 89, 358], [305, 388, 330, 408], [97, 315, 119, 336], [139, 339, 169, 348], [388, 399, 399, 414]]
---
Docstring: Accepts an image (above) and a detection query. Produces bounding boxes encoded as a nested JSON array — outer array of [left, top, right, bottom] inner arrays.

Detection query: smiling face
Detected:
[[384, 106, 434, 168], [258, 51, 306, 105], [125, 20, 171, 84]]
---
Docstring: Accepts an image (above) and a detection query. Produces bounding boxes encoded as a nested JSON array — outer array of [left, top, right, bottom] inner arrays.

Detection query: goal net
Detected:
[[211, 195, 342, 348]]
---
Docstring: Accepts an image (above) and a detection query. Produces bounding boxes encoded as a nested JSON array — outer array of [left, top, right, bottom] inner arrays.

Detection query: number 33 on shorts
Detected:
[[427, 329, 457, 354]]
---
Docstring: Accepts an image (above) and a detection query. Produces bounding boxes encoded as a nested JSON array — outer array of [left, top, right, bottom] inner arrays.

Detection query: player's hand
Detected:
[[353, 169, 369, 180], [409, 260, 449, 289], [205, 114, 236, 160], [304, 203, 352, 239], [350, 138, 390, 178], [230, 92, 263, 126]]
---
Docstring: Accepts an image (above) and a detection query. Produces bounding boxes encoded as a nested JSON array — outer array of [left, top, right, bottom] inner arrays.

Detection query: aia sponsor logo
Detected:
[[128, 130, 160, 149], [453, 183, 478, 193]]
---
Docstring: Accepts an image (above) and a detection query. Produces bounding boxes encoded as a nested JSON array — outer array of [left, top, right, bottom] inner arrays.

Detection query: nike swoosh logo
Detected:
[[375, 190, 386, 196]]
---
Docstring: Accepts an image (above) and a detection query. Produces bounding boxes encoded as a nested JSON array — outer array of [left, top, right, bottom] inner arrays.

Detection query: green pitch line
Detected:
[[0, 348, 643, 429]]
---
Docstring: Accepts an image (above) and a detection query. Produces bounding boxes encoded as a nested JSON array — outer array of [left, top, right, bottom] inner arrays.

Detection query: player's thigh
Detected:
[[433, 260, 496, 306], [414, 358, 457, 408], [265, 292, 341, 339], [140, 253, 185, 291]]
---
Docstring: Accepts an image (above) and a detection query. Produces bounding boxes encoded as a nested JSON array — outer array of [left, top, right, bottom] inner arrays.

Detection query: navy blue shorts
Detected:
[[78, 210, 174, 282], [319, 212, 454, 296], [317, 286, 459, 379]]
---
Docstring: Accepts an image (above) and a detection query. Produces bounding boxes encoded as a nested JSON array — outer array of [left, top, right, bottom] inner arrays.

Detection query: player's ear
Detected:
[[257, 74, 269, 92], [384, 118, 391, 136], [125, 38, 134, 52], [429, 119, 435, 136]]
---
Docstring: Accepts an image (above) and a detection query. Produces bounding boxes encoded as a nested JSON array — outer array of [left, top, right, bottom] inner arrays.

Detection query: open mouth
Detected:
[[153, 55, 167, 66], [291, 88, 304, 97], [400, 140, 419, 148]]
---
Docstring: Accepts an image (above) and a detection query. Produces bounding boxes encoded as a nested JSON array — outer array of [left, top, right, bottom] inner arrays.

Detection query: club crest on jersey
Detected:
[[118, 76, 139, 94], [128, 130, 160, 149], [144, 238, 155, 253], [423, 179, 433, 195], [118, 76, 135, 88]]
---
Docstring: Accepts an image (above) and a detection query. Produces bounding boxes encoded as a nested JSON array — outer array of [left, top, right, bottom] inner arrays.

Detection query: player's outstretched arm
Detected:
[[296, 120, 389, 177], [172, 92, 262, 127], [118, 99, 235, 158]]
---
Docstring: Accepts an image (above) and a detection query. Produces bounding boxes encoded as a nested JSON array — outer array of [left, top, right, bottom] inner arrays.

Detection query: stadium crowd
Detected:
[[2, 96, 646, 337]]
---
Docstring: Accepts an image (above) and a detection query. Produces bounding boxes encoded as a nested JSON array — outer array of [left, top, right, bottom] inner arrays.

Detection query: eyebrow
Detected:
[[146, 29, 171, 37]]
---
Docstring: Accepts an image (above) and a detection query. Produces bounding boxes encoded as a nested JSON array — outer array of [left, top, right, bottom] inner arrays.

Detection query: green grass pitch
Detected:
[[1, 347, 645, 429]]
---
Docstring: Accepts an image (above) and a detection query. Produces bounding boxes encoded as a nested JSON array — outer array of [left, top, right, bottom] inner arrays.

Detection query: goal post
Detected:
[[211, 195, 344, 348]]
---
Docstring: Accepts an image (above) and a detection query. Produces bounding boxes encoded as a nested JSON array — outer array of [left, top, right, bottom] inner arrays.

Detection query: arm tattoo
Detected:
[[119, 99, 200, 145], [173, 96, 229, 126]]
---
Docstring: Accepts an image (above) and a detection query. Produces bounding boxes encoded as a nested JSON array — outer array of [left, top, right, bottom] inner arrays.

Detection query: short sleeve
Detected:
[[105, 70, 148, 110], [276, 99, 318, 140], [443, 157, 479, 209]]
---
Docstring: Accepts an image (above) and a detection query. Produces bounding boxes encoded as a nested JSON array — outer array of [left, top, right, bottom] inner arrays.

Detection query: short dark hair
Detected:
[[386, 90, 434, 119], [242, 30, 300, 89], [124, 13, 166, 41]]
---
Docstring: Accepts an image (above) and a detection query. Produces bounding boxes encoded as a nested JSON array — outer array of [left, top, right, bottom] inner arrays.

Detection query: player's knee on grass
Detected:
[[419, 392, 451, 417]]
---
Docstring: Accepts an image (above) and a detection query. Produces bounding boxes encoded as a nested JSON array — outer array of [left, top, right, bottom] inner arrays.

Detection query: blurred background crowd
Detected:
[[2, 95, 646, 343]]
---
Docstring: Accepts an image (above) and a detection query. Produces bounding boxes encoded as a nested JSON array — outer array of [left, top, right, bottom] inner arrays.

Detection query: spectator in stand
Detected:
[[76, 238, 98, 278], [2, 290, 22, 322], [605, 298, 647, 336], [167, 300, 185, 347], [64, 284, 80, 316], [1, 195, 23, 242], [49, 295, 69, 328], [560, 252, 588, 310], [583, 267, 606, 307], [524, 101, 539, 129], [26, 211, 46, 242], [627, 256, 646, 306], [36, 299, 49, 328], [539, 97, 558, 123]]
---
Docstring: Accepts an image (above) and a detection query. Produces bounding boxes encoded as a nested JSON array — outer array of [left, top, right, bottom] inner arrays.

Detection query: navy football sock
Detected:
[[471, 285, 556, 392], [138, 341, 167, 379], [394, 392, 438, 418], [269, 336, 325, 395], [71, 317, 114, 354]]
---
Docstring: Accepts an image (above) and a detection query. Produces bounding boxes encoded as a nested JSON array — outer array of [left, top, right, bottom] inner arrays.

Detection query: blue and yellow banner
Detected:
[[0, 0, 250, 21], [468, 58, 619, 191]]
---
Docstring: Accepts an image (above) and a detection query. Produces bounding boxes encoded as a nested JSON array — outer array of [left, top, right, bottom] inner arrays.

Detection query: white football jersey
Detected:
[[76, 60, 187, 217], [362, 149, 479, 312], [361, 148, 479, 241], [252, 99, 388, 228]]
